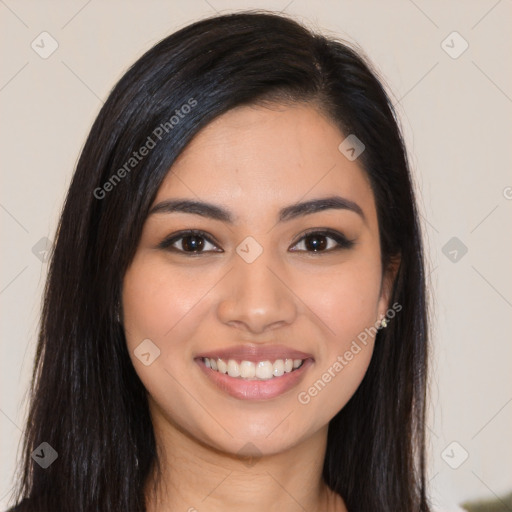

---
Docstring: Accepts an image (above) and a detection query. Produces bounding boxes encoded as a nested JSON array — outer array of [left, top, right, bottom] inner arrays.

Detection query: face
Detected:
[[122, 102, 397, 456]]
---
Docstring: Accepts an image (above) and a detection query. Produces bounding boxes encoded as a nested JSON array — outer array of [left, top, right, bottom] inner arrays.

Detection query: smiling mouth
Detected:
[[201, 357, 305, 380], [195, 355, 313, 400]]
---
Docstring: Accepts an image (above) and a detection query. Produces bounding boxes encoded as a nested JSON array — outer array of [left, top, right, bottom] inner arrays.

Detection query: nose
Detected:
[[216, 251, 297, 335]]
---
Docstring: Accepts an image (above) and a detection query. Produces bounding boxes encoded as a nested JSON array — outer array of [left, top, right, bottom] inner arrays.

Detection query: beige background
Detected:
[[1, 1, 511, 510]]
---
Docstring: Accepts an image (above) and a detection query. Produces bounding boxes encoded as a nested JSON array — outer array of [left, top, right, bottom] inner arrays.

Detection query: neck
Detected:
[[144, 410, 347, 512]]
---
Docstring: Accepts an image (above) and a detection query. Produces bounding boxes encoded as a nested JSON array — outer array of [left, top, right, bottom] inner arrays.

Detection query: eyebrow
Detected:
[[148, 195, 365, 223]]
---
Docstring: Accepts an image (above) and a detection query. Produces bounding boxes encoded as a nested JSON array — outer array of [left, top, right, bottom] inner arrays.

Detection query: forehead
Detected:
[[153, 103, 376, 225]]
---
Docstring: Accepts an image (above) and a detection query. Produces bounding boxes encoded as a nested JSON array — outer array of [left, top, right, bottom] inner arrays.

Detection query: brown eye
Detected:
[[180, 235, 205, 252], [158, 230, 222, 254], [290, 230, 355, 253]]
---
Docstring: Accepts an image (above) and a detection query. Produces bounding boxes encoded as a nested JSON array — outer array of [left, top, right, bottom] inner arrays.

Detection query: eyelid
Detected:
[[158, 228, 355, 255], [157, 229, 223, 253], [289, 228, 356, 252]]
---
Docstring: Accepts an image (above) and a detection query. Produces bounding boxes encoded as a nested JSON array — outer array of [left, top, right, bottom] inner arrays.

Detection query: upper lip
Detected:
[[196, 344, 314, 363]]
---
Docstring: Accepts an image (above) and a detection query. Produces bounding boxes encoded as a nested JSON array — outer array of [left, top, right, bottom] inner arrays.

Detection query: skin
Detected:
[[122, 102, 399, 512]]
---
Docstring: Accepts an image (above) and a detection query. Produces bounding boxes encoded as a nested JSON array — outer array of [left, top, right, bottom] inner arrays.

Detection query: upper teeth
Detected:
[[203, 358, 304, 380]]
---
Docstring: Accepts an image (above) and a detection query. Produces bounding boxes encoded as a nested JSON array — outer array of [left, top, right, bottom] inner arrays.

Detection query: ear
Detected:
[[377, 254, 401, 320]]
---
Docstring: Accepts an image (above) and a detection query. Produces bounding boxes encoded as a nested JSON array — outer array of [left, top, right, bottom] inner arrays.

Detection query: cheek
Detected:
[[122, 256, 219, 438], [122, 254, 219, 410], [122, 253, 211, 345], [295, 255, 383, 346], [296, 343, 374, 431], [292, 257, 382, 420]]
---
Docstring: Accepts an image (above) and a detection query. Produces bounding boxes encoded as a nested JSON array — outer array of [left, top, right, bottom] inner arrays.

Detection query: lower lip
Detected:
[[196, 358, 314, 400]]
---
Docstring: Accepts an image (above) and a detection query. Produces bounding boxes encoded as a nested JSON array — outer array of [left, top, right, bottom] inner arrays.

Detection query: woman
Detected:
[[8, 11, 431, 512]]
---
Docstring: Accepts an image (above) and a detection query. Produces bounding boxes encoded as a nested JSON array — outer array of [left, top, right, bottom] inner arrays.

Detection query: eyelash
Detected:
[[157, 229, 355, 255]]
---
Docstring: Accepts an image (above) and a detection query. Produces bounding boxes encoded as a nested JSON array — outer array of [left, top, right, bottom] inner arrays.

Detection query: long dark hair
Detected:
[[10, 11, 430, 512]]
